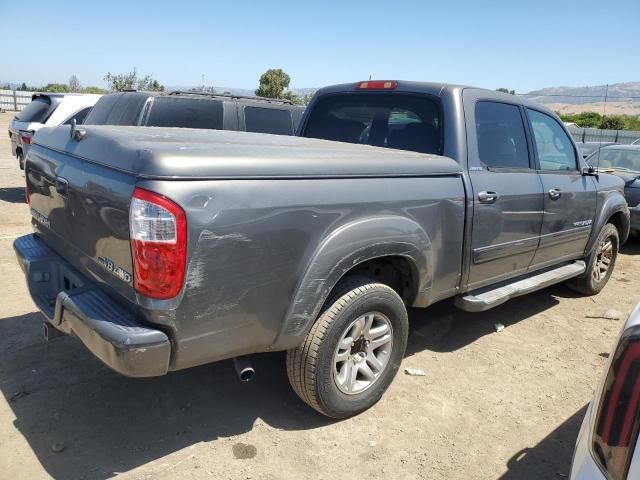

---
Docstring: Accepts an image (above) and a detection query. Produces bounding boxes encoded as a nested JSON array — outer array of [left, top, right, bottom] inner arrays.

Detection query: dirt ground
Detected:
[[0, 111, 638, 480]]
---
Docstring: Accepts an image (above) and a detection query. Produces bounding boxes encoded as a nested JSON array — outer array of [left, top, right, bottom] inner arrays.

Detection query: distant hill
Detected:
[[525, 81, 640, 105]]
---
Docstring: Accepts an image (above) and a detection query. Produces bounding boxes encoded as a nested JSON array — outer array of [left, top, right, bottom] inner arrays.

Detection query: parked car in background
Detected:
[[15, 80, 630, 418], [576, 141, 618, 159], [587, 145, 640, 238], [83, 91, 305, 135], [8, 93, 101, 169], [631, 138, 639, 145], [570, 303, 640, 480]]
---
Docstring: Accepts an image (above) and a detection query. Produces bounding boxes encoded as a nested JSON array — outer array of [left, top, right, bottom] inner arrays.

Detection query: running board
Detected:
[[455, 261, 586, 312]]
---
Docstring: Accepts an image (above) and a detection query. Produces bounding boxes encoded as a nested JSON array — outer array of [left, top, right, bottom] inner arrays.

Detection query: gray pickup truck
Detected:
[[15, 80, 630, 418]]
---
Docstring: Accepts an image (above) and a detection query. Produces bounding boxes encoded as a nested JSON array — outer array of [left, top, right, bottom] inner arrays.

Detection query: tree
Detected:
[[255, 68, 298, 102], [599, 115, 625, 130], [558, 111, 602, 128], [143, 78, 165, 92], [19, 82, 28, 91], [104, 68, 164, 92], [81, 86, 107, 94], [45, 83, 71, 93], [69, 75, 81, 92], [496, 88, 515, 95], [298, 93, 315, 105]]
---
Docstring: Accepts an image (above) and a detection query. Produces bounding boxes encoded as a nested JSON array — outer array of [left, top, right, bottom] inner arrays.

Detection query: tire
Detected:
[[286, 277, 409, 419], [18, 152, 24, 170], [567, 223, 619, 295]]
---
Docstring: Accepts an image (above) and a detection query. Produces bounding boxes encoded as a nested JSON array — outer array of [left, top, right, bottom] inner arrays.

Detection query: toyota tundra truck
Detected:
[[14, 81, 630, 418]]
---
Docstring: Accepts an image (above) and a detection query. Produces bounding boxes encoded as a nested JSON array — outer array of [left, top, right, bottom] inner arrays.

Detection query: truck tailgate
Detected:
[[26, 135, 137, 301]]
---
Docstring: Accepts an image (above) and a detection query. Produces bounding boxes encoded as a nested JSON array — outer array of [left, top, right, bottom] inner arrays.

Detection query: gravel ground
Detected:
[[0, 111, 638, 480]]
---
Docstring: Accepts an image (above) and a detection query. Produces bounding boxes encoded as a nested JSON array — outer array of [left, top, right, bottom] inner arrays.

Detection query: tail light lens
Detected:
[[593, 326, 640, 480], [129, 187, 186, 299], [19, 130, 33, 145]]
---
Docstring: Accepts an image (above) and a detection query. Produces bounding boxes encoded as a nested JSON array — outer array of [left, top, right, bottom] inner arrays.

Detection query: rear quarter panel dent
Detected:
[[136, 176, 464, 368]]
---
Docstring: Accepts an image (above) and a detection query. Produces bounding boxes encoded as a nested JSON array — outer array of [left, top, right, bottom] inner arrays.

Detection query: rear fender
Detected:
[[273, 215, 432, 350]]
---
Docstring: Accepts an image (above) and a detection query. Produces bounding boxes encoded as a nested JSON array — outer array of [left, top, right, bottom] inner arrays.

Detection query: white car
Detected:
[[8, 93, 101, 169], [571, 303, 640, 479]]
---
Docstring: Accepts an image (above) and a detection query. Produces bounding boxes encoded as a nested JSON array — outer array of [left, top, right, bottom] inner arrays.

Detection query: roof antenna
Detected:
[[595, 83, 609, 172], [369, 74, 372, 80]]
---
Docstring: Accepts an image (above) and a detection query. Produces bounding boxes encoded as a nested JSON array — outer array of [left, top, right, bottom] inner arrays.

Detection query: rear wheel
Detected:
[[18, 151, 24, 170], [286, 277, 408, 418], [567, 223, 619, 295]]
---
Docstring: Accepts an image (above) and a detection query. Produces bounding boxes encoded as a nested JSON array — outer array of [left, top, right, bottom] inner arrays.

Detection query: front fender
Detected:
[[273, 215, 432, 349], [586, 187, 630, 256]]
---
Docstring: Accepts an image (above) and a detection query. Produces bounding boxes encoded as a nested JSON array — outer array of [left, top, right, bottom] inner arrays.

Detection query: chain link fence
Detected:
[[567, 126, 640, 145]]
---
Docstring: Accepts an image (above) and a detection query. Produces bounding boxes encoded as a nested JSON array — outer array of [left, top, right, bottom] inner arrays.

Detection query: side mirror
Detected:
[[582, 165, 598, 177]]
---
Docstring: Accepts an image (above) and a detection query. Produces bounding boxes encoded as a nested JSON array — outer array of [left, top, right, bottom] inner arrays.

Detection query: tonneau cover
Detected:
[[33, 125, 462, 179]]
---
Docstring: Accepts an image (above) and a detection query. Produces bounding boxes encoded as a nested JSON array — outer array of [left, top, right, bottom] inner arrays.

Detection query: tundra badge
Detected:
[[97, 256, 132, 283], [30, 208, 50, 227]]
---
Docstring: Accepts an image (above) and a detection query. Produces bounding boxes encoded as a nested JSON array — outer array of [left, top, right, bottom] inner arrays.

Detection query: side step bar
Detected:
[[455, 261, 586, 312]]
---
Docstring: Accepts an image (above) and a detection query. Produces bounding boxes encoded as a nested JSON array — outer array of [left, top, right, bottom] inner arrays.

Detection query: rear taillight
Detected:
[[19, 130, 33, 145], [593, 327, 640, 480], [129, 187, 186, 299]]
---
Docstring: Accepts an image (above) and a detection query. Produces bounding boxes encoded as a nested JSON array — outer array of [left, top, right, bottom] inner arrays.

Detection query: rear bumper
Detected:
[[14, 234, 171, 377]]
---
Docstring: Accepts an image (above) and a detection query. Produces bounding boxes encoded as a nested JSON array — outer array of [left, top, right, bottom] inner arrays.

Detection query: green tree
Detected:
[[298, 93, 315, 105], [599, 115, 625, 130], [81, 86, 107, 94], [143, 78, 165, 92], [104, 68, 164, 92], [255, 68, 298, 102], [68, 75, 81, 92], [496, 88, 515, 95], [45, 83, 71, 93], [558, 111, 602, 128], [19, 82, 28, 91]]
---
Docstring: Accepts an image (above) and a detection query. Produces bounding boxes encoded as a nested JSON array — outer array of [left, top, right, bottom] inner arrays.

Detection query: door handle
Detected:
[[548, 188, 562, 200], [477, 191, 499, 204]]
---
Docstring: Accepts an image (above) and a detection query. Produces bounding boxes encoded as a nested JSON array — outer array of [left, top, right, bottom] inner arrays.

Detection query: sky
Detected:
[[1, 0, 639, 93]]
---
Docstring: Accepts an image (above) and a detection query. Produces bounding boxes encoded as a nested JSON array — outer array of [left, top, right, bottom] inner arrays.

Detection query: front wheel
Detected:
[[567, 223, 619, 295], [286, 278, 408, 418]]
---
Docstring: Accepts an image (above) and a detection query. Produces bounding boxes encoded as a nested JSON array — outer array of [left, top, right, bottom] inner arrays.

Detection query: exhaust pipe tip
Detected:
[[233, 356, 255, 382], [238, 367, 255, 382]]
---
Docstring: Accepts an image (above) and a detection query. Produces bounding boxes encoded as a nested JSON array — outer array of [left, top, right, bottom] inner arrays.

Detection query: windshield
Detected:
[[589, 149, 640, 173], [303, 93, 442, 155]]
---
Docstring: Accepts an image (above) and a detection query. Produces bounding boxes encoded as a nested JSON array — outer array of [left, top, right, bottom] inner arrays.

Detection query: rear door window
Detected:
[[244, 106, 293, 135], [303, 93, 442, 155], [475, 101, 530, 169], [15, 96, 52, 123], [146, 97, 223, 129]]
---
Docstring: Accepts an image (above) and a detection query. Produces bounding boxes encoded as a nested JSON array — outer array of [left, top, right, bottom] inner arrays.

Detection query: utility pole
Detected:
[[202, 73, 205, 91]]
